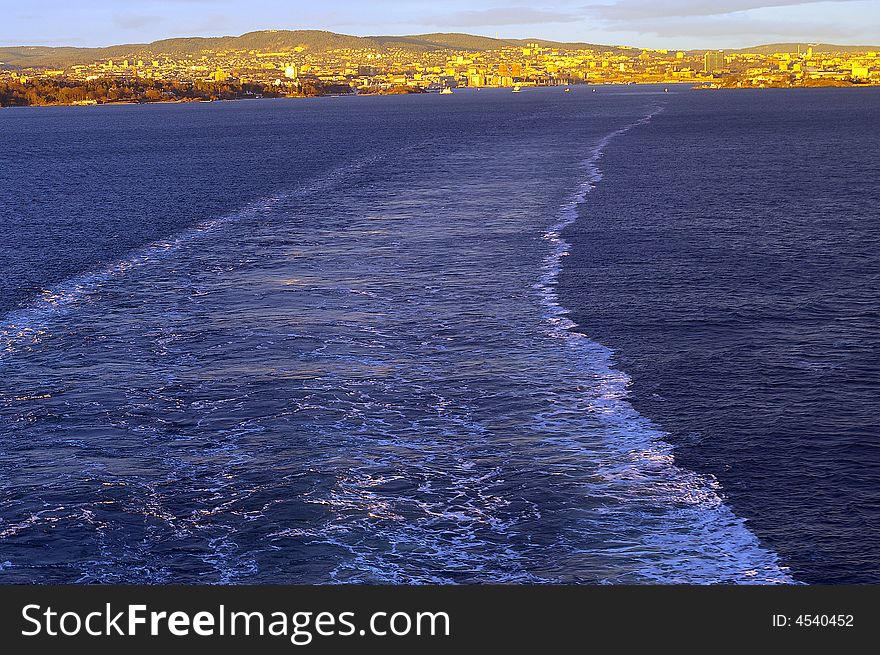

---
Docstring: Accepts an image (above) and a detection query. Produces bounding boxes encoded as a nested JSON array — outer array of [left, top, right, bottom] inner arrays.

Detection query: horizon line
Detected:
[[2, 29, 878, 53]]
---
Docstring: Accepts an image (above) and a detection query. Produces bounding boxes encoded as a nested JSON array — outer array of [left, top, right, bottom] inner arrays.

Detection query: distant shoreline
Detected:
[[695, 80, 879, 90], [4, 30, 875, 108]]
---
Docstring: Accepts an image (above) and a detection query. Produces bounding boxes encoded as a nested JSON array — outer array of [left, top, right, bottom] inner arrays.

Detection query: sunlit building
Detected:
[[704, 51, 725, 72]]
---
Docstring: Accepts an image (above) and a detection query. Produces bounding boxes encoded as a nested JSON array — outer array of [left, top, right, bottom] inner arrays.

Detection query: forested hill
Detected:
[[1, 30, 876, 69], [738, 42, 880, 54], [0, 30, 627, 68]]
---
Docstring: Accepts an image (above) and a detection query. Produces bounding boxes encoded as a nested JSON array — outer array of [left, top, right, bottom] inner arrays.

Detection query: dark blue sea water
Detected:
[[559, 87, 880, 584], [0, 87, 875, 584]]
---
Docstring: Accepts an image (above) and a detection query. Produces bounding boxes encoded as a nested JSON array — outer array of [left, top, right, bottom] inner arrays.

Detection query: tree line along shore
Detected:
[[1, 74, 873, 107], [0, 78, 426, 107]]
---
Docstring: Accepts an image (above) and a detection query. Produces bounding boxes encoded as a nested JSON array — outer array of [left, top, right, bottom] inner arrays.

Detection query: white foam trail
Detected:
[[535, 108, 796, 583], [0, 155, 382, 363]]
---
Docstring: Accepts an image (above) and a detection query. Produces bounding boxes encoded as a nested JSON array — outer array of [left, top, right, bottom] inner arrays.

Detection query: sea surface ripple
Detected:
[[0, 90, 791, 583]]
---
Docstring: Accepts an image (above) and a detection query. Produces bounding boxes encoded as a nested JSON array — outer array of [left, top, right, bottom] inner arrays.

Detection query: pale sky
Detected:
[[1, 0, 878, 49]]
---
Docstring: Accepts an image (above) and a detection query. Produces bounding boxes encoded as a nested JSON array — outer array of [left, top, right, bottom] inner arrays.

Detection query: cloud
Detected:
[[420, 7, 581, 27], [414, 1, 866, 36], [622, 14, 864, 39], [584, 0, 862, 20], [113, 14, 164, 30], [579, 0, 871, 42], [188, 14, 233, 32]]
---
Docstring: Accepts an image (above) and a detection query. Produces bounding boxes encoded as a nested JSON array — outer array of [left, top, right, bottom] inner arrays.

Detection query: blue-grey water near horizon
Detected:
[[0, 87, 876, 583]]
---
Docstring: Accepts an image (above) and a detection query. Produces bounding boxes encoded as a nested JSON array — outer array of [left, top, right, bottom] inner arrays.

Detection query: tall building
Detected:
[[704, 50, 725, 72]]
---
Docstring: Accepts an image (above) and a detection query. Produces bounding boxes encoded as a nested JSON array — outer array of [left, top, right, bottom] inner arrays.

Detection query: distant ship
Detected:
[[512, 85, 522, 93], [440, 87, 453, 95], [564, 87, 571, 93]]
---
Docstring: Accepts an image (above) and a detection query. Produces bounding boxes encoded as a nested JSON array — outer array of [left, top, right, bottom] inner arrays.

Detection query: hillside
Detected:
[[0, 31, 377, 68], [0, 31, 554, 69], [0, 30, 876, 69], [738, 42, 879, 54]]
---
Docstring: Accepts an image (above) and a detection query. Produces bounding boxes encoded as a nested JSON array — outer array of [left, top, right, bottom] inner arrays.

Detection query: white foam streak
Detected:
[[535, 108, 796, 583], [0, 155, 381, 363]]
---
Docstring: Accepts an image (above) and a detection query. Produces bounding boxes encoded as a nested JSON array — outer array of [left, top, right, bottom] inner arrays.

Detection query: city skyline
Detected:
[[2, 0, 879, 50]]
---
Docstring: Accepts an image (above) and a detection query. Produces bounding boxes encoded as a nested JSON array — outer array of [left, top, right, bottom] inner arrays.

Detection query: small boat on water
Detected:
[[512, 85, 522, 93], [440, 87, 453, 95], [564, 87, 571, 92]]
